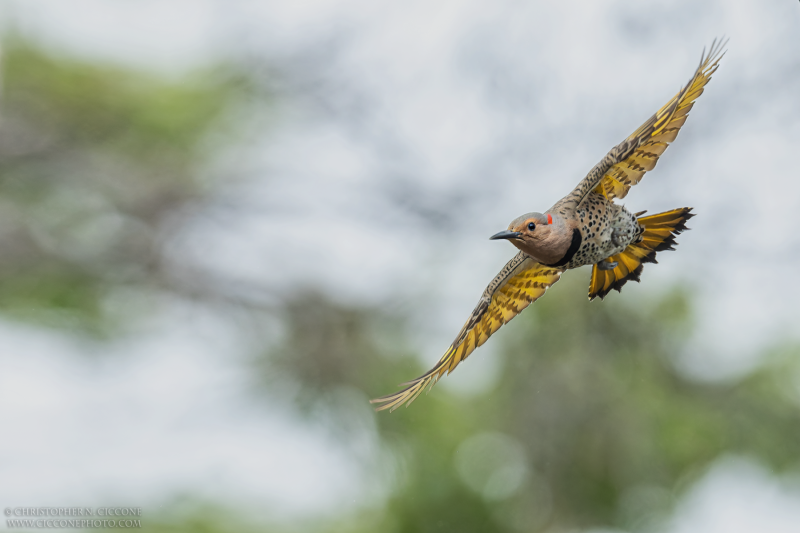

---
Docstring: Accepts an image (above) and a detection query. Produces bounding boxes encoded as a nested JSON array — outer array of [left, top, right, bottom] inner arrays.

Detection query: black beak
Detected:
[[489, 230, 522, 241]]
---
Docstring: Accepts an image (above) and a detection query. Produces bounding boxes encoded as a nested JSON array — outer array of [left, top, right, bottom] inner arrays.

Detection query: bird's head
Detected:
[[490, 211, 571, 264]]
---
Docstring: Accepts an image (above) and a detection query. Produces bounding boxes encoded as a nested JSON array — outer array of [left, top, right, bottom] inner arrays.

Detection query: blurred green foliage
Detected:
[[3, 44, 228, 160], [261, 276, 800, 533], [0, 40, 243, 333]]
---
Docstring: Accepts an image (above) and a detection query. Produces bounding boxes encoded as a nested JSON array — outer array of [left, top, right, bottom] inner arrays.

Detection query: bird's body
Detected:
[[545, 192, 644, 270], [565, 194, 642, 268], [372, 41, 725, 412]]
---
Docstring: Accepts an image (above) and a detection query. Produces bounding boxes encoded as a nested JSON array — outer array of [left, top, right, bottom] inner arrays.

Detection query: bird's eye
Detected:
[[528, 222, 536, 231]]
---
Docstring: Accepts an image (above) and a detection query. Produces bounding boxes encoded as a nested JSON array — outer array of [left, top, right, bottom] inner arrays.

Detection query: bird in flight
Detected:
[[371, 40, 726, 412]]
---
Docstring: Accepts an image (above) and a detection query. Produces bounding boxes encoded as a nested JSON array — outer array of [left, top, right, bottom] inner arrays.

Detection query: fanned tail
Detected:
[[588, 207, 694, 300]]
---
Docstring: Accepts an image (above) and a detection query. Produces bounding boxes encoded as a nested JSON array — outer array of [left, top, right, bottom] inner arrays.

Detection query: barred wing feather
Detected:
[[594, 39, 726, 201], [370, 253, 564, 411]]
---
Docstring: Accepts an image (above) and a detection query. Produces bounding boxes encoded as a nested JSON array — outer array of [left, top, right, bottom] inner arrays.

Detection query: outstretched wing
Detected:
[[371, 253, 564, 412], [593, 39, 726, 202]]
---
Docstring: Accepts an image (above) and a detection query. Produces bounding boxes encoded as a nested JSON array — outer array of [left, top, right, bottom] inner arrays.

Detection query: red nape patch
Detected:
[[547, 213, 553, 225]]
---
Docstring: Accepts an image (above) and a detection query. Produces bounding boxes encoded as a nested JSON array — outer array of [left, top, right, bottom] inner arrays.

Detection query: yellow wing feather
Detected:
[[370, 255, 564, 412], [595, 39, 726, 201]]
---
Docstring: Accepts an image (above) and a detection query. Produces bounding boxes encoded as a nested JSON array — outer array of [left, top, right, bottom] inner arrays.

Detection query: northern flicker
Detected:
[[371, 40, 725, 412]]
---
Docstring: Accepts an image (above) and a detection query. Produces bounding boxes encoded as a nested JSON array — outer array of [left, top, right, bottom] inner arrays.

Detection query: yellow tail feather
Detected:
[[588, 207, 694, 300]]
